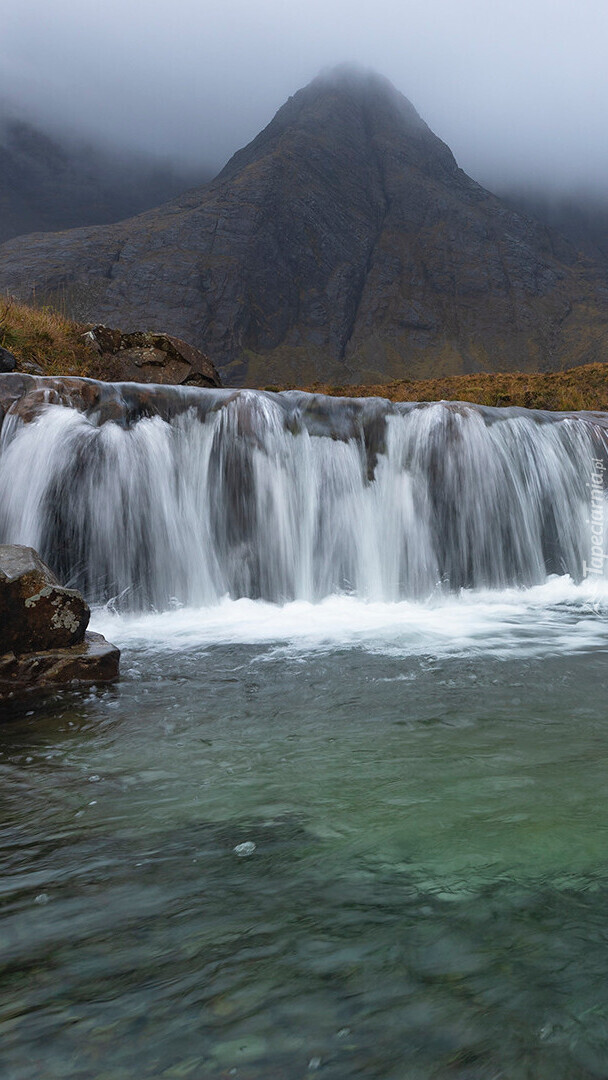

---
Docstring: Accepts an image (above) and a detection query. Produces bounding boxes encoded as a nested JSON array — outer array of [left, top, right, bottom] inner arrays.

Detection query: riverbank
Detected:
[[4, 296, 608, 410], [287, 364, 608, 411]]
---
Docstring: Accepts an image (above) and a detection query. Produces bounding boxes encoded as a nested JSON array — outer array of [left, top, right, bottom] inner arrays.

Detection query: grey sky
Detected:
[[1, 0, 607, 193]]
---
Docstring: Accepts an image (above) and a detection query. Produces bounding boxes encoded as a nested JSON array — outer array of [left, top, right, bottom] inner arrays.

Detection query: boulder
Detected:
[[82, 326, 222, 388], [0, 545, 90, 654], [0, 346, 16, 373], [0, 546, 120, 701]]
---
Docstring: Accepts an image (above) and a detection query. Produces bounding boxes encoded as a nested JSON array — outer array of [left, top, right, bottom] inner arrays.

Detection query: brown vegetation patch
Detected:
[[279, 366, 608, 412], [2, 298, 608, 411]]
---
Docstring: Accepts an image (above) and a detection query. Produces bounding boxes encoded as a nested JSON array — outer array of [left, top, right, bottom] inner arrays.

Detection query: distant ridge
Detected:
[[1, 67, 607, 386], [0, 111, 207, 243]]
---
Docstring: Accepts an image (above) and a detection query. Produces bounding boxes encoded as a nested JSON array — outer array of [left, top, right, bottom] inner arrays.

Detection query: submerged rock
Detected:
[[0, 545, 119, 702]]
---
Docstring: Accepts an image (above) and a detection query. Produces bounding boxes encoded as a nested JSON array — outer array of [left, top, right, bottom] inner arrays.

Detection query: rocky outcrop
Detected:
[[81, 325, 221, 387], [0, 67, 607, 387], [0, 545, 119, 701]]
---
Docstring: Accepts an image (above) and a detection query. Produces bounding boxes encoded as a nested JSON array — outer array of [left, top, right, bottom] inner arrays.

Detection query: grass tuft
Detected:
[[0, 295, 96, 376]]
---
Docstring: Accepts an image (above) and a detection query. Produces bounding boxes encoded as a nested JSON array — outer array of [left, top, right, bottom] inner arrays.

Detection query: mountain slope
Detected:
[[1, 68, 607, 386], [0, 113, 207, 243], [499, 188, 608, 270]]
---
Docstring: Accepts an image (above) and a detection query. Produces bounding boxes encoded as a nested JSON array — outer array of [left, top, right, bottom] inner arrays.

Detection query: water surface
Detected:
[[2, 586, 608, 1079]]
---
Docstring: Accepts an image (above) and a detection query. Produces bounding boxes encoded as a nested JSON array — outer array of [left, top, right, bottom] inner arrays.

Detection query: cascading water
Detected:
[[0, 382, 606, 610]]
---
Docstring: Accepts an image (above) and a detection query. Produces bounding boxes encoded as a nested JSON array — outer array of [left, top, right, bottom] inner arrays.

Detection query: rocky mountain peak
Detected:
[[213, 65, 453, 190], [0, 71, 607, 386]]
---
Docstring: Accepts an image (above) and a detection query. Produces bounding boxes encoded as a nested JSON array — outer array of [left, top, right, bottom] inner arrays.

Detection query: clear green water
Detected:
[[2, 625, 608, 1079]]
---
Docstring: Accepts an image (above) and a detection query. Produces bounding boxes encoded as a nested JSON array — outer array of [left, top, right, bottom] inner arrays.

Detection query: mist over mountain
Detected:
[[0, 109, 210, 243], [1, 68, 607, 387], [496, 188, 608, 271], [3, 0, 608, 196]]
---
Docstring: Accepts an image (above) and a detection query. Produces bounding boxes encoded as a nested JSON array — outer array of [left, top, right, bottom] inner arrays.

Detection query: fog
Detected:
[[1, 0, 607, 193]]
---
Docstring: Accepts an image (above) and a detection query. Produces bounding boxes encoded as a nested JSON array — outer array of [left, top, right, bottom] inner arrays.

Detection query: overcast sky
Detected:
[[1, 0, 607, 193]]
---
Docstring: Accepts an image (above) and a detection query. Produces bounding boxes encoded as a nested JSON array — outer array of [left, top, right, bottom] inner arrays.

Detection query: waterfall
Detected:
[[0, 382, 606, 610]]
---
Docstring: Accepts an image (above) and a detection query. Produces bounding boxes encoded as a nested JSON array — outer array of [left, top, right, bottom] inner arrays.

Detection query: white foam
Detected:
[[91, 575, 608, 659]]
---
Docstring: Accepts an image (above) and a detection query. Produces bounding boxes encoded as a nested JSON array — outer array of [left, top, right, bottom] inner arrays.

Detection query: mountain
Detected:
[[1, 68, 608, 386], [499, 188, 608, 270], [0, 112, 208, 243]]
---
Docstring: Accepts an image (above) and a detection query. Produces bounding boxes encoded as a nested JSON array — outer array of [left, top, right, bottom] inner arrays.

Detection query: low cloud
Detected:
[[1, 0, 607, 192]]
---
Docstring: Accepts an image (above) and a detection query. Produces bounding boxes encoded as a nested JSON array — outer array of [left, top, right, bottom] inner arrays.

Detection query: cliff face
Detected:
[[1, 68, 608, 386]]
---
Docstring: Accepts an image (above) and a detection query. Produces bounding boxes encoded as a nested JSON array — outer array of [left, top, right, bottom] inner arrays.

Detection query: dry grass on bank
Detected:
[[0, 296, 95, 376], [2, 296, 608, 410], [287, 365, 608, 412]]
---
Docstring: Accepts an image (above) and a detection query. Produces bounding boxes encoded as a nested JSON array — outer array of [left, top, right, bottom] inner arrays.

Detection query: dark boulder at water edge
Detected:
[[0, 544, 119, 702], [0, 545, 89, 653], [0, 346, 16, 373], [1, 66, 608, 387]]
